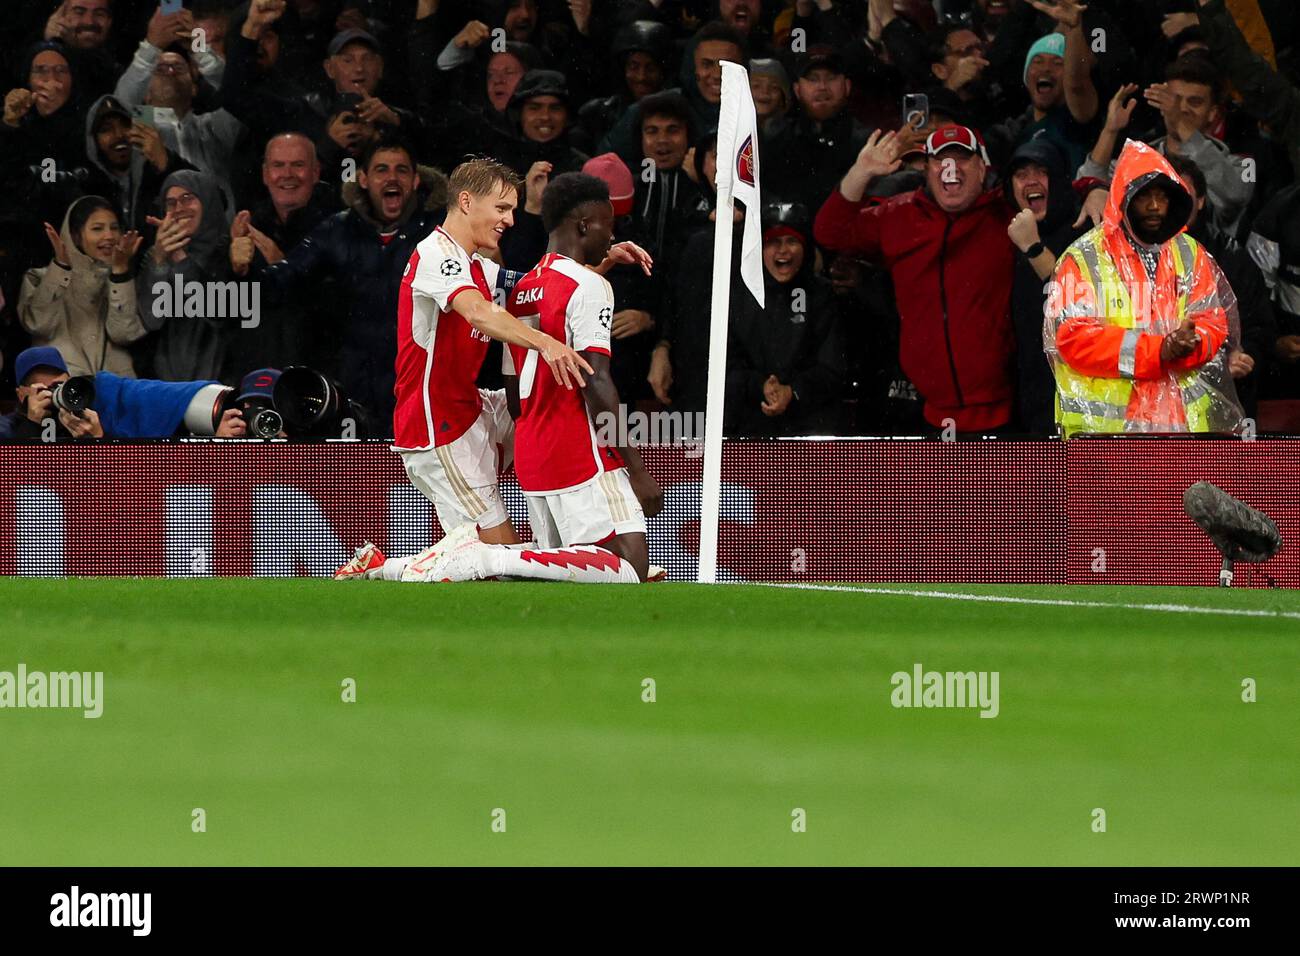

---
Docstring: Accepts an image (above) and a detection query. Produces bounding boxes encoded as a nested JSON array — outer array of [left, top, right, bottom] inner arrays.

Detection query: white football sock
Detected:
[[380, 557, 409, 581], [481, 545, 641, 583]]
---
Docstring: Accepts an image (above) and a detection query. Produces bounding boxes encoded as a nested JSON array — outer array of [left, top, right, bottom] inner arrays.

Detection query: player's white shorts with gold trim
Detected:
[[524, 467, 647, 549], [398, 388, 514, 531]]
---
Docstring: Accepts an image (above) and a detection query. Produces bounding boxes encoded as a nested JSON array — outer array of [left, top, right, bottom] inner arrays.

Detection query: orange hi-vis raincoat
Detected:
[[1045, 140, 1244, 437]]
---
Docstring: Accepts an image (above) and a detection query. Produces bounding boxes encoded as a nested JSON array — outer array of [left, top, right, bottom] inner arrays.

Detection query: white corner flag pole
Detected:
[[699, 62, 764, 584]]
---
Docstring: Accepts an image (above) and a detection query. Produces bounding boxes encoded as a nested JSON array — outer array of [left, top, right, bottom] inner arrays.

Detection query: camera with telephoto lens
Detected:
[[240, 399, 284, 439], [193, 387, 285, 438], [273, 366, 370, 439], [50, 375, 95, 417]]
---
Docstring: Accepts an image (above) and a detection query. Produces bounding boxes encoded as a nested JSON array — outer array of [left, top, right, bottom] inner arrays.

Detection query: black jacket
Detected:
[[224, 184, 343, 382], [725, 265, 846, 437], [489, 124, 590, 180], [0, 44, 89, 230], [254, 167, 450, 433], [0, 408, 66, 440], [1004, 139, 1088, 435], [660, 221, 724, 415], [761, 107, 872, 218], [630, 166, 708, 282], [1189, 217, 1277, 418]]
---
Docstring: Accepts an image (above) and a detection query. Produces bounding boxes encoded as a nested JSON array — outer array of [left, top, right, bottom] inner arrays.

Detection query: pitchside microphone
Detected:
[[1182, 482, 1282, 587]]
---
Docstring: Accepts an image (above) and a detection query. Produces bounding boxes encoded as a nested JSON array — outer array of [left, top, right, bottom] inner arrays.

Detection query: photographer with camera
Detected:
[[0, 346, 97, 440], [18, 195, 147, 377], [0, 345, 249, 441], [230, 367, 287, 439]]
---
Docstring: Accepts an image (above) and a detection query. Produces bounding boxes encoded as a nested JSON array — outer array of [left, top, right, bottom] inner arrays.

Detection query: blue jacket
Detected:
[[93, 372, 216, 438], [0, 373, 215, 440]]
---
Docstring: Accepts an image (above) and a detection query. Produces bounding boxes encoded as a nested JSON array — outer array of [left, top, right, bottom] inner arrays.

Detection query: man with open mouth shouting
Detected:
[[990, 0, 1101, 177], [815, 124, 1017, 435]]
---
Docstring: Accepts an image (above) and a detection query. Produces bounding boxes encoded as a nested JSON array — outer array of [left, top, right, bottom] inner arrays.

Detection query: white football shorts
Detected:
[[399, 388, 514, 532], [525, 467, 647, 549]]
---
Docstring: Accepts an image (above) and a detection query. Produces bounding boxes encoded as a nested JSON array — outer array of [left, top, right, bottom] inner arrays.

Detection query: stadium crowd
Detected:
[[1, 0, 1299, 440]]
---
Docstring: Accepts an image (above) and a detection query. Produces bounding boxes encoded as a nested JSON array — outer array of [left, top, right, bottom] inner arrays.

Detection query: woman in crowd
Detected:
[[18, 194, 146, 377]]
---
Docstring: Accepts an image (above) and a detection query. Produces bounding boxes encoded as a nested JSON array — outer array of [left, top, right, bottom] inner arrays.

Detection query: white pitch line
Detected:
[[756, 582, 1300, 621]]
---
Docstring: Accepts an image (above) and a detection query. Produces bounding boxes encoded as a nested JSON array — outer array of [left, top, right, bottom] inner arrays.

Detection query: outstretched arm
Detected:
[[451, 288, 593, 390], [1030, 0, 1099, 123]]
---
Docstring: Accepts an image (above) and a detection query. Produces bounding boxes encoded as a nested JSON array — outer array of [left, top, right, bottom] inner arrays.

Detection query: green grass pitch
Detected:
[[0, 578, 1296, 866]]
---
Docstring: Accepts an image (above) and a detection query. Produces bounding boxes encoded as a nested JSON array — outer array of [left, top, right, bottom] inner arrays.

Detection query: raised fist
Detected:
[[4, 88, 34, 127]]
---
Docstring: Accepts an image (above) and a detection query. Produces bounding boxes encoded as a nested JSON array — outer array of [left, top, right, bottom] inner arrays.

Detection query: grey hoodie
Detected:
[[18, 196, 147, 377], [84, 94, 153, 233], [113, 40, 243, 212]]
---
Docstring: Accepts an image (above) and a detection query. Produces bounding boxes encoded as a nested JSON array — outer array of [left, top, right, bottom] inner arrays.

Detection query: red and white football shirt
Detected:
[[505, 253, 626, 494], [393, 226, 500, 450]]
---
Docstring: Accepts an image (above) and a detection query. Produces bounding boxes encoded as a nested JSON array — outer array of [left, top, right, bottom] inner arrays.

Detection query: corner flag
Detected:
[[699, 61, 763, 583], [714, 61, 764, 308]]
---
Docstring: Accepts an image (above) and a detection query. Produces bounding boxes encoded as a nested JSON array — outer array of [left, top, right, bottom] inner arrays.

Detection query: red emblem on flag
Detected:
[[737, 134, 755, 186]]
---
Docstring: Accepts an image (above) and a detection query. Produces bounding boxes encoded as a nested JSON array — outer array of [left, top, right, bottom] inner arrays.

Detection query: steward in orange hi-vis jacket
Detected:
[[1045, 139, 1245, 438]]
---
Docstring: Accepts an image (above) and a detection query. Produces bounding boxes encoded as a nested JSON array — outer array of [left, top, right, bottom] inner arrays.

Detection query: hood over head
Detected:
[[21, 40, 79, 109], [53, 195, 122, 305], [612, 20, 674, 67], [1004, 137, 1075, 236], [761, 200, 810, 246], [157, 169, 232, 276], [760, 199, 814, 285], [60, 194, 119, 272], [509, 68, 569, 109], [1105, 139, 1194, 246], [84, 93, 143, 181]]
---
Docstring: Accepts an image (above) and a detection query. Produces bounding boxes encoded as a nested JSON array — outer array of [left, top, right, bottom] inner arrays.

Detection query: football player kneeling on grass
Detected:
[[413, 172, 663, 583], [334, 157, 654, 582]]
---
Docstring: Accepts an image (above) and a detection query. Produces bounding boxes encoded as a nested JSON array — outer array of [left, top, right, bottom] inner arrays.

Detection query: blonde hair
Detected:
[[447, 157, 523, 212]]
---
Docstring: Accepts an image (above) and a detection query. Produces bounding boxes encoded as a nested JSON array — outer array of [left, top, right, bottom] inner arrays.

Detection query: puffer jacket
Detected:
[[255, 165, 450, 433], [18, 195, 147, 377]]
